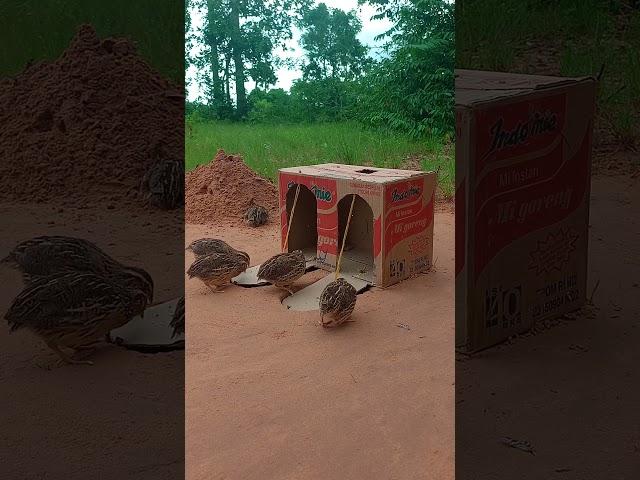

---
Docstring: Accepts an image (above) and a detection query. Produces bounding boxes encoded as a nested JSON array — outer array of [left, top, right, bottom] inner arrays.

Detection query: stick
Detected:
[[284, 183, 301, 252], [335, 194, 356, 280]]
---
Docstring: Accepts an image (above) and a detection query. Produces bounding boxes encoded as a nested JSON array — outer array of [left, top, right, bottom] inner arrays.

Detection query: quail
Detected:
[[243, 205, 268, 227], [257, 250, 306, 295], [5, 272, 148, 365], [1, 235, 154, 305], [319, 277, 357, 328], [187, 251, 249, 293], [186, 238, 238, 258]]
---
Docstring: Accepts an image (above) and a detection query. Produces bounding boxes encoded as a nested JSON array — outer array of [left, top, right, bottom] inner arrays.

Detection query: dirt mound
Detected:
[[0, 24, 183, 205], [186, 150, 278, 225]]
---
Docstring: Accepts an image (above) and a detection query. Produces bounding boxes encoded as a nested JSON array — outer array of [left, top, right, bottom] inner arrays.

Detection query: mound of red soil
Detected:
[[186, 149, 278, 225], [0, 24, 183, 205]]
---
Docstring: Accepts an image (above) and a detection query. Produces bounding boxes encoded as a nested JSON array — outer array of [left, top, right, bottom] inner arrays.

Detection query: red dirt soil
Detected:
[[0, 203, 183, 480], [0, 24, 183, 205], [185, 149, 279, 225], [456, 175, 640, 478], [185, 213, 455, 480]]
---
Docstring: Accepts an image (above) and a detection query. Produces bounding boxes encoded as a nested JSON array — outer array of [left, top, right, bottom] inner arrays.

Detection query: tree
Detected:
[[358, 0, 454, 137], [197, 0, 310, 119], [298, 3, 369, 81]]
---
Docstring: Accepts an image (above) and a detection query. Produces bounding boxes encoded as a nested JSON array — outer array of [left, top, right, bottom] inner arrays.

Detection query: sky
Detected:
[[186, 0, 393, 102]]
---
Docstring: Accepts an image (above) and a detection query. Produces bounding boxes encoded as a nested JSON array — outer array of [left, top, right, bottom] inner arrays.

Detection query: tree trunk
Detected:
[[206, 5, 225, 116], [230, 0, 247, 119], [224, 54, 231, 106], [210, 41, 224, 110]]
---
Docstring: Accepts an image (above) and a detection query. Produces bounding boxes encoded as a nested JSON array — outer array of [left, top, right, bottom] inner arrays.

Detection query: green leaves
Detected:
[[298, 4, 368, 81], [356, 0, 454, 137]]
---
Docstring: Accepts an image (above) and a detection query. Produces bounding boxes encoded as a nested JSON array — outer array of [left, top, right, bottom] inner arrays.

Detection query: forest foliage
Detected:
[[186, 0, 454, 138]]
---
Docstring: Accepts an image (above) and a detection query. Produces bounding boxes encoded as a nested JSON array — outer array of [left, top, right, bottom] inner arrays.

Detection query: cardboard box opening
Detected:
[[285, 183, 318, 260], [278, 164, 436, 288], [337, 194, 375, 282]]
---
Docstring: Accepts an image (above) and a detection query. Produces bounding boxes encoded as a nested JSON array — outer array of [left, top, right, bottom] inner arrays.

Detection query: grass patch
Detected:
[[0, 0, 183, 83], [185, 121, 455, 197], [457, 0, 640, 146]]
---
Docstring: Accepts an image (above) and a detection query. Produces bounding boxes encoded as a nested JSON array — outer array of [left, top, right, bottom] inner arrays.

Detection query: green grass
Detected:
[[186, 121, 455, 198], [0, 0, 183, 83], [457, 0, 640, 146]]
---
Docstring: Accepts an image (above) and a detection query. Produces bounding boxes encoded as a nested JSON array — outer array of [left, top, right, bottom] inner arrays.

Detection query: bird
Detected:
[[186, 251, 249, 293], [2, 235, 122, 283], [139, 143, 184, 210], [185, 238, 238, 258], [1, 235, 154, 305], [244, 204, 269, 227], [4, 272, 149, 365], [319, 277, 357, 328], [170, 296, 185, 339], [141, 158, 184, 210], [257, 250, 306, 295]]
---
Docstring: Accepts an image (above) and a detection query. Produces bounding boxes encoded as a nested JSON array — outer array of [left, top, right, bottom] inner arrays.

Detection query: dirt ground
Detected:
[[185, 211, 455, 480], [0, 202, 184, 480], [456, 175, 640, 479]]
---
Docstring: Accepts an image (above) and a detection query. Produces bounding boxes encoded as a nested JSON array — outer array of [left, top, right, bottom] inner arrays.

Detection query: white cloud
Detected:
[[187, 0, 393, 101]]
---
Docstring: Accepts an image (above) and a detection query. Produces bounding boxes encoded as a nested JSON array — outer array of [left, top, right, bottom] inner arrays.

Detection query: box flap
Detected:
[[279, 163, 432, 184], [108, 297, 184, 351], [455, 69, 595, 107]]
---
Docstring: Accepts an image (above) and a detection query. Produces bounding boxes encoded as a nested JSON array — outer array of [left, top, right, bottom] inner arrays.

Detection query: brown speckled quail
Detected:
[[187, 251, 249, 293], [141, 158, 184, 210], [5, 272, 148, 365], [139, 143, 183, 210], [2, 235, 122, 283], [257, 250, 306, 295], [185, 238, 237, 258], [244, 205, 268, 227], [1, 235, 154, 305], [319, 277, 357, 328], [170, 296, 185, 338]]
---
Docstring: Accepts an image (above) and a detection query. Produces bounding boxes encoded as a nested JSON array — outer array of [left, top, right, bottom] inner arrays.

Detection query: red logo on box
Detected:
[[475, 94, 566, 176]]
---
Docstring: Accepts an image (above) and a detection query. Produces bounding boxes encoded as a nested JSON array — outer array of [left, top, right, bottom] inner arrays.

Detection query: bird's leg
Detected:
[[204, 279, 226, 293], [72, 348, 97, 361], [47, 342, 94, 366]]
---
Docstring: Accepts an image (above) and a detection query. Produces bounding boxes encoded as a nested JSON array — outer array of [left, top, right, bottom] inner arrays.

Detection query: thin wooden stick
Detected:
[[284, 183, 301, 252], [335, 194, 356, 280]]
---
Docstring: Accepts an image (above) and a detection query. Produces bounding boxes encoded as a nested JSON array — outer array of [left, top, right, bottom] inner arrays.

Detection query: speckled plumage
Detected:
[[2, 236, 121, 281], [186, 238, 237, 258], [257, 250, 306, 295], [5, 272, 148, 365], [141, 159, 184, 210], [187, 251, 249, 292], [319, 277, 357, 328], [1, 236, 154, 304], [244, 205, 268, 227], [170, 296, 185, 338]]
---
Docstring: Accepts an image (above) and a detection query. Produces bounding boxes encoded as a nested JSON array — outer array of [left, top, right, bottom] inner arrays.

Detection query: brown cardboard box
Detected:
[[278, 164, 436, 287], [455, 69, 596, 352]]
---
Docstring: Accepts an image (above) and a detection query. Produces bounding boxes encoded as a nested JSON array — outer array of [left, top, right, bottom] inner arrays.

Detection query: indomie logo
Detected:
[[311, 185, 332, 202], [391, 185, 421, 202], [488, 110, 557, 153]]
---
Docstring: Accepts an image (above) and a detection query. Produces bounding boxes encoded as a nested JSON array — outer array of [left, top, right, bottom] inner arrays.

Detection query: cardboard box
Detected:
[[278, 164, 436, 287], [455, 69, 596, 352]]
